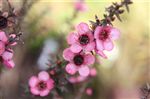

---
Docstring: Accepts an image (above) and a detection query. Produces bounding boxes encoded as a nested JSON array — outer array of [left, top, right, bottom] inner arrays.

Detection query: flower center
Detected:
[[99, 30, 109, 41], [73, 54, 84, 66], [79, 34, 89, 45], [0, 16, 7, 29], [37, 81, 47, 91]]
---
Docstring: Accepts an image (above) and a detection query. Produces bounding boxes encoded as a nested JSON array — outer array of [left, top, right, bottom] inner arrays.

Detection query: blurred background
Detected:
[[0, 0, 149, 99]]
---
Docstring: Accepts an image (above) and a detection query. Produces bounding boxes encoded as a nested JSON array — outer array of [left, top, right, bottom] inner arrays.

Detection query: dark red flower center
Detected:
[[73, 54, 84, 66], [99, 30, 109, 41], [79, 34, 89, 45], [37, 81, 47, 91], [0, 16, 7, 29]]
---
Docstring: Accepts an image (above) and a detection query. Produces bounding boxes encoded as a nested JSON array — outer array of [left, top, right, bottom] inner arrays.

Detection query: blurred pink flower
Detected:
[[67, 22, 95, 53], [63, 48, 95, 77], [89, 68, 97, 77], [74, 0, 87, 12], [86, 88, 93, 96], [94, 26, 120, 52], [0, 31, 15, 68], [29, 71, 54, 97]]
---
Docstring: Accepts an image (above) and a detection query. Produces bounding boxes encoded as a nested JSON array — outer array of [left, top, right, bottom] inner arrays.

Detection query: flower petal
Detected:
[[65, 63, 77, 75], [96, 50, 107, 59], [94, 26, 102, 39], [63, 48, 74, 61], [39, 89, 50, 97], [76, 22, 89, 34], [84, 54, 95, 65], [3, 60, 15, 68], [78, 66, 90, 77], [96, 39, 104, 51], [70, 43, 82, 53], [2, 51, 13, 60], [30, 87, 40, 95], [67, 32, 78, 44], [0, 41, 5, 55], [103, 39, 114, 51], [29, 76, 39, 87], [110, 28, 120, 40], [0, 31, 8, 42], [85, 41, 95, 52], [38, 71, 49, 81], [47, 79, 54, 89]]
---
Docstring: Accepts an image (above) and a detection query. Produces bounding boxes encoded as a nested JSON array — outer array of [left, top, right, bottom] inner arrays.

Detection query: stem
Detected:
[[74, 84, 87, 99]]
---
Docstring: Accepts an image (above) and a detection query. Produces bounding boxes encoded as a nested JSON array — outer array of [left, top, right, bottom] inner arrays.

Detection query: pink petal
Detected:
[[86, 32, 94, 42], [67, 32, 78, 45], [85, 42, 95, 52], [65, 63, 77, 75], [47, 79, 54, 89], [39, 89, 50, 97], [3, 60, 15, 68], [70, 43, 82, 53], [76, 22, 89, 34], [110, 28, 120, 40], [84, 54, 95, 65], [38, 71, 49, 81], [30, 87, 40, 95], [96, 50, 107, 59], [0, 31, 8, 42], [96, 39, 104, 51], [103, 39, 114, 51], [0, 41, 5, 55], [78, 66, 90, 77], [63, 48, 74, 61], [76, 76, 87, 82], [29, 76, 39, 87], [2, 12, 9, 17], [94, 26, 102, 39], [2, 51, 13, 60]]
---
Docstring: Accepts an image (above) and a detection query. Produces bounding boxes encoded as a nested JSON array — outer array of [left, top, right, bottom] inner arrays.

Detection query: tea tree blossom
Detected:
[[63, 48, 95, 77], [67, 22, 95, 53], [94, 26, 120, 51], [29, 71, 54, 97]]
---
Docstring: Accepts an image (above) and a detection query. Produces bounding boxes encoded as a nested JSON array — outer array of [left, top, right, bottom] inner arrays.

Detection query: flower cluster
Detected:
[[27, 0, 132, 97], [63, 22, 120, 77], [0, 31, 18, 68]]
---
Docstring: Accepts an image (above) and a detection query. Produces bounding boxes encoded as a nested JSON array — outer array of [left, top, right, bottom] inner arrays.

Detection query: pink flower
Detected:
[[0, 31, 15, 68], [29, 71, 54, 97], [67, 22, 95, 53], [86, 88, 93, 96], [74, 0, 87, 12], [63, 48, 95, 77], [94, 26, 120, 51]]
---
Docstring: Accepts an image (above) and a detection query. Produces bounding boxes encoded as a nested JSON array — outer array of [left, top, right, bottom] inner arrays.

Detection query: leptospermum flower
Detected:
[[29, 71, 54, 97], [67, 22, 95, 53], [94, 26, 120, 53], [74, 0, 87, 12], [63, 48, 95, 77], [0, 31, 16, 68]]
